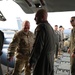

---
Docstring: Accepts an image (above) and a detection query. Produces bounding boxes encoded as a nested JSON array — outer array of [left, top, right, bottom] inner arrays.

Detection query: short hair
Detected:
[[59, 25, 63, 28], [55, 25, 58, 27], [22, 20, 29, 26], [22, 20, 30, 28]]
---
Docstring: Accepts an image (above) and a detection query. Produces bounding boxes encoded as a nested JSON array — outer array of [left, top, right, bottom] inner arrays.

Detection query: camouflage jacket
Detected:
[[70, 28, 75, 54], [8, 30, 35, 58]]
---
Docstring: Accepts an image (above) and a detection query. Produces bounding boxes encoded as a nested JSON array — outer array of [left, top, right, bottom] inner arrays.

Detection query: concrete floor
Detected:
[[0, 52, 71, 75]]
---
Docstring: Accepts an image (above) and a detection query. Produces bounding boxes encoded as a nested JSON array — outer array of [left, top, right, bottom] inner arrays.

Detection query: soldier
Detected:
[[59, 26, 64, 54], [7, 20, 35, 75], [68, 16, 75, 75], [28, 9, 56, 75], [54, 25, 61, 60]]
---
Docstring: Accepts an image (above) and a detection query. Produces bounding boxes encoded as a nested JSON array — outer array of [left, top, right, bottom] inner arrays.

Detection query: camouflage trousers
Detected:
[[12, 56, 31, 75]]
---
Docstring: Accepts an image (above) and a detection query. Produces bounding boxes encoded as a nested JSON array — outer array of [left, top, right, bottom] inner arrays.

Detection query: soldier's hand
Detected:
[[67, 49, 70, 53], [28, 63, 31, 69], [71, 53, 75, 58], [28, 63, 34, 73]]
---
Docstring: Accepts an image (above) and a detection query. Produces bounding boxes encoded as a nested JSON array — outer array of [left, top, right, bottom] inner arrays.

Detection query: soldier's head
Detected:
[[59, 25, 63, 31], [54, 25, 58, 30], [22, 20, 30, 32], [70, 16, 75, 27], [34, 9, 48, 24]]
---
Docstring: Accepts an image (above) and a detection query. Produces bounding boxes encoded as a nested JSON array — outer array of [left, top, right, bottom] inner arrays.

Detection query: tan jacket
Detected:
[[70, 28, 75, 54], [69, 28, 75, 65], [8, 30, 35, 59]]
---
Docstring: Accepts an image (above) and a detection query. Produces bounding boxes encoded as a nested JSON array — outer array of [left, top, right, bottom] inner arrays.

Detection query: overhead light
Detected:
[[35, 3, 42, 8], [0, 11, 6, 21]]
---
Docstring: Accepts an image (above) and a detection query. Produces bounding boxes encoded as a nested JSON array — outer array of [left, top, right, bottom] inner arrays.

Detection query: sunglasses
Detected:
[[70, 20, 74, 23]]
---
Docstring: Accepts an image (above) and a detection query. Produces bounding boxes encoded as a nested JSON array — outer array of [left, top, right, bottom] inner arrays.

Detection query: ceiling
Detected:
[[0, 0, 75, 21], [13, 0, 75, 14]]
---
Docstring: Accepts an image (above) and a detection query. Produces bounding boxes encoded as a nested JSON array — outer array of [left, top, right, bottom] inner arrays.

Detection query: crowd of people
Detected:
[[0, 8, 75, 75]]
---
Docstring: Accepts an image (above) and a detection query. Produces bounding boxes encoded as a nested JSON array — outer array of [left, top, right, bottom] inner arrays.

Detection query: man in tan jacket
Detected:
[[68, 16, 75, 75], [8, 20, 35, 75]]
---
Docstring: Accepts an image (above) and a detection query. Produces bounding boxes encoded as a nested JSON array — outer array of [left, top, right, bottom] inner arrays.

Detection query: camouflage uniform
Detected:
[[8, 30, 35, 75], [69, 28, 75, 75], [54, 30, 61, 58]]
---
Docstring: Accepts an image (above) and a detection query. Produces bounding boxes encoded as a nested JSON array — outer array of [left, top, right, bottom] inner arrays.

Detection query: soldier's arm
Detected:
[[8, 32, 20, 57], [72, 37, 75, 53], [71, 40, 75, 57], [71, 35, 75, 57]]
